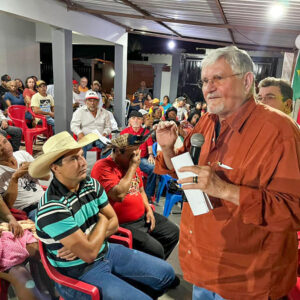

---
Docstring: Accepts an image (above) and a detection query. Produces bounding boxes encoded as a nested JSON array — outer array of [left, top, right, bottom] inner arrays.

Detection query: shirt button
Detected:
[[187, 250, 191, 254], [189, 230, 193, 234]]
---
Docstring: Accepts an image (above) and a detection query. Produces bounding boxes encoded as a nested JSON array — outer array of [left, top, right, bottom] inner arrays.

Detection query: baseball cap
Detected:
[[92, 80, 101, 86], [129, 110, 143, 118], [72, 80, 79, 85], [36, 80, 46, 87], [152, 98, 160, 104], [85, 90, 99, 100], [138, 109, 148, 116], [177, 96, 186, 102], [1, 74, 11, 82]]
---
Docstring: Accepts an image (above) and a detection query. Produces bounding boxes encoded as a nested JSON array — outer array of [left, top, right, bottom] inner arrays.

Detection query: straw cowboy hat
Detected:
[[102, 132, 152, 156], [28, 131, 98, 178]]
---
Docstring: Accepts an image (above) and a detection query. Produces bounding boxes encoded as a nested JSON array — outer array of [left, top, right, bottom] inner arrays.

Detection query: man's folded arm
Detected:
[[59, 214, 109, 263]]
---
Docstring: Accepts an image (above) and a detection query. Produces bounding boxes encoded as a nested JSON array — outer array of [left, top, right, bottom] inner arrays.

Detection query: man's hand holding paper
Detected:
[[178, 165, 240, 206]]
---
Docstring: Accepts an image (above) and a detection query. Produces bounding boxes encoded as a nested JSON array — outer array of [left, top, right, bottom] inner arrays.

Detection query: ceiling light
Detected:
[[168, 40, 176, 50], [268, 3, 285, 20]]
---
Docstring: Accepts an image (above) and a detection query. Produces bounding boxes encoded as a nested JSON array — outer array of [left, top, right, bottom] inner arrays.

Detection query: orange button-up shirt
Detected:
[[155, 98, 300, 300]]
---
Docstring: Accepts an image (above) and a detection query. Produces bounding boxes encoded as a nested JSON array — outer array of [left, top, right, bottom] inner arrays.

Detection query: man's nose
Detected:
[[205, 81, 217, 93]]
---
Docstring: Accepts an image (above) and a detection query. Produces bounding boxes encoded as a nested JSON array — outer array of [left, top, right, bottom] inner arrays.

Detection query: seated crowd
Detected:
[[0, 69, 299, 300]]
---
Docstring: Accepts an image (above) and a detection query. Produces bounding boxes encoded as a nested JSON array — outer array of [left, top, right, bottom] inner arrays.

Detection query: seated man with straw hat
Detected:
[[28, 131, 176, 300]]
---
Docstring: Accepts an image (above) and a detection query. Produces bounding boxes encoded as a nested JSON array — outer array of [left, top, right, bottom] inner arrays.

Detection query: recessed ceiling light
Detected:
[[168, 40, 176, 50], [268, 3, 285, 20]]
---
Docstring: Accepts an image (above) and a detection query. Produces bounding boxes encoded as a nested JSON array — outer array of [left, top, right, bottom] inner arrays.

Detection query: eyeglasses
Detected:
[[199, 73, 243, 88], [256, 95, 277, 103]]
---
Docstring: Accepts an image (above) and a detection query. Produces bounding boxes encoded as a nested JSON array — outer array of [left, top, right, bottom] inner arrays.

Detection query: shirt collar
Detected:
[[207, 96, 256, 132], [51, 176, 87, 198], [129, 126, 143, 134], [83, 105, 102, 113]]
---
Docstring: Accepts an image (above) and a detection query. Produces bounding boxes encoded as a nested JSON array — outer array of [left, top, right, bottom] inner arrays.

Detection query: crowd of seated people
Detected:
[[0, 70, 299, 300]]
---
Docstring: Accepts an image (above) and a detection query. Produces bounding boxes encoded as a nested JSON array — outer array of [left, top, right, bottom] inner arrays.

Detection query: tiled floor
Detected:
[[9, 151, 193, 299]]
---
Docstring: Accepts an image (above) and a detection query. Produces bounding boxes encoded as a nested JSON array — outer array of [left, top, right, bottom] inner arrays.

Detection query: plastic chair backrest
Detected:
[[7, 105, 27, 130], [152, 142, 157, 157]]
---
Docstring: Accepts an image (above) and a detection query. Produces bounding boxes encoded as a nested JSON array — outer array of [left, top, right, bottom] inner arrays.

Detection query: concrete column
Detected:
[[114, 34, 128, 128], [169, 50, 182, 103], [152, 63, 166, 100], [51, 27, 73, 133]]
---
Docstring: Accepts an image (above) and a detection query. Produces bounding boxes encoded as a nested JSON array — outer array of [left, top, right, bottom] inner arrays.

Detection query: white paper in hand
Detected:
[[91, 129, 111, 145], [171, 152, 212, 215]]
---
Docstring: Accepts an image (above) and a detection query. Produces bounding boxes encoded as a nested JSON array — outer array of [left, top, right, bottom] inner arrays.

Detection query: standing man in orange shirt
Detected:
[[154, 46, 300, 300]]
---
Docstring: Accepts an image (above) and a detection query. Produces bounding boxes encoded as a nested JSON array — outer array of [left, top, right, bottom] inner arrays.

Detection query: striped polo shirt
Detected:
[[35, 176, 109, 274]]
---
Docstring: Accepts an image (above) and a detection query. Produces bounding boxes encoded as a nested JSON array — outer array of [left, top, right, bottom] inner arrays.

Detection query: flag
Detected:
[[292, 51, 300, 100]]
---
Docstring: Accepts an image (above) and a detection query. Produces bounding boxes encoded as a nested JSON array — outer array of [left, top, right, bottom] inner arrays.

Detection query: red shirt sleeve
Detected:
[[136, 167, 144, 188], [91, 158, 121, 193], [23, 89, 31, 98]]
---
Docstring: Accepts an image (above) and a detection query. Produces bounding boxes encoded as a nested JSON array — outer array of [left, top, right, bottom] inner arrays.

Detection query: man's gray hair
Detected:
[[202, 46, 255, 76]]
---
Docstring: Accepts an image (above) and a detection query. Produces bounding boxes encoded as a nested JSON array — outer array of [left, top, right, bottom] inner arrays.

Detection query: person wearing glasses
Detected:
[[257, 77, 293, 116], [71, 91, 111, 158], [154, 46, 300, 300]]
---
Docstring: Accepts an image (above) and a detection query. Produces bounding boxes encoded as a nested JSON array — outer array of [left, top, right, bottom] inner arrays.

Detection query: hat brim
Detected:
[[28, 133, 98, 178]]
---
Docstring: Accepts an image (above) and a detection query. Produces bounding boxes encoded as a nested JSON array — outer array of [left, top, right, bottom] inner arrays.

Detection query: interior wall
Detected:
[[0, 12, 40, 81], [127, 63, 154, 97], [161, 71, 171, 99]]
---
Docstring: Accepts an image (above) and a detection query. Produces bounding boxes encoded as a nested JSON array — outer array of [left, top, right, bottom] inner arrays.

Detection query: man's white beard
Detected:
[[207, 102, 225, 115]]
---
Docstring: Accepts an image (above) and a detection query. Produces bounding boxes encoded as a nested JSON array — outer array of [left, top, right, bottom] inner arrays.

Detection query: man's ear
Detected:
[[50, 164, 59, 174], [243, 72, 254, 95], [284, 98, 293, 114]]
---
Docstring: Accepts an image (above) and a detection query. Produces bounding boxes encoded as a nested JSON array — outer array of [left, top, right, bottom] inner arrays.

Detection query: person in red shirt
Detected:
[[121, 110, 156, 202], [91, 133, 179, 261]]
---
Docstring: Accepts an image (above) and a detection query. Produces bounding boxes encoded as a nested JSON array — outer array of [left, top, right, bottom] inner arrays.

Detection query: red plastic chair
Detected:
[[7, 105, 49, 155], [39, 227, 132, 300], [73, 134, 102, 160], [28, 106, 53, 138], [289, 277, 300, 300]]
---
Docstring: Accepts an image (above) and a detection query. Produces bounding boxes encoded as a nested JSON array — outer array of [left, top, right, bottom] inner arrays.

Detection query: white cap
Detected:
[[85, 90, 99, 100], [138, 109, 148, 116]]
